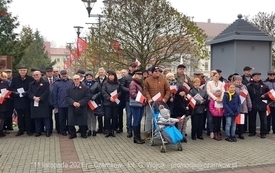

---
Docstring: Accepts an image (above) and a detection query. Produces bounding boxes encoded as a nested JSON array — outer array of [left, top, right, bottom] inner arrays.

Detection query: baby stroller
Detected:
[[149, 101, 183, 153]]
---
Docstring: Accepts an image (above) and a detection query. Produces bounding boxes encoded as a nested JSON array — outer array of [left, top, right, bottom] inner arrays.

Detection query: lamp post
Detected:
[[82, 0, 97, 17], [73, 26, 83, 71]]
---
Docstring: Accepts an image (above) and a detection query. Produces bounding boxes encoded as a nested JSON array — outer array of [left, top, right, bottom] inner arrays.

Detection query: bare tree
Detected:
[[246, 12, 275, 67], [86, 0, 208, 70]]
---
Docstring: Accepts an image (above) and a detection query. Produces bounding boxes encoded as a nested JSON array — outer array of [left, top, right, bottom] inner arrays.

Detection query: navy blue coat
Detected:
[[223, 92, 241, 117], [52, 78, 73, 108]]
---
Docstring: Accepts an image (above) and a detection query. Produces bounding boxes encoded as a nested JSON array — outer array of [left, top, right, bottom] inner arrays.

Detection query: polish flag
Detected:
[[239, 89, 248, 104], [186, 94, 196, 108], [182, 83, 190, 93], [88, 101, 98, 110], [267, 89, 275, 101], [267, 105, 271, 116], [136, 91, 145, 103], [110, 90, 118, 100], [152, 92, 162, 102], [236, 114, 245, 124], [1, 89, 12, 99], [170, 85, 178, 94], [135, 59, 141, 66], [0, 96, 3, 104]]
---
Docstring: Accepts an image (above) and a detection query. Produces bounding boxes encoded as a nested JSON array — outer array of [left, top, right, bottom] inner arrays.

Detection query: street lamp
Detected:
[[82, 0, 97, 17], [73, 26, 83, 37]]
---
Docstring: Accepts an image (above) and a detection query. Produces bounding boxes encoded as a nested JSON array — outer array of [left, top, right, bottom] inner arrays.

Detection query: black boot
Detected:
[[133, 126, 143, 144], [111, 130, 115, 137], [105, 131, 111, 138], [137, 125, 145, 144]]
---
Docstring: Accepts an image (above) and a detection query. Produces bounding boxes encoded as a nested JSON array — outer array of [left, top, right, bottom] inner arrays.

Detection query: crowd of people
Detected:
[[0, 63, 274, 144]]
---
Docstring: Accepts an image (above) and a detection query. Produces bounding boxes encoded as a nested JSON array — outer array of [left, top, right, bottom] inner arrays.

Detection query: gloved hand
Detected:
[[91, 95, 97, 101]]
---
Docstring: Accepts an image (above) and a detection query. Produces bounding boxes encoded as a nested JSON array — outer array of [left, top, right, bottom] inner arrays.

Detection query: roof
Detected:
[[207, 14, 275, 45], [50, 48, 70, 55], [196, 22, 229, 40]]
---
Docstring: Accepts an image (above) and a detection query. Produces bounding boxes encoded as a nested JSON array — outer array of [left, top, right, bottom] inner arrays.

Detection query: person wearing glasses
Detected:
[[66, 74, 89, 139], [53, 68, 60, 79], [264, 71, 275, 134], [28, 71, 50, 137], [142, 66, 170, 140], [10, 65, 34, 136]]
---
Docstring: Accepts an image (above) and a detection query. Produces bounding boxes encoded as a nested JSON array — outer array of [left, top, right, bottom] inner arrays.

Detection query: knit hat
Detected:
[[213, 87, 221, 93], [159, 105, 170, 119]]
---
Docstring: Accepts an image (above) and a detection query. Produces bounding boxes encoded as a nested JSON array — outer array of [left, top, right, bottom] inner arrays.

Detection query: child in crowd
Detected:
[[223, 83, 241, 142], [209, 88, 224, 141], [173, 85, 190, 143]]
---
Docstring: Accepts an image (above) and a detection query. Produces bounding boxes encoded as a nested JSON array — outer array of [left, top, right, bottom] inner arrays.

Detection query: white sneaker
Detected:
[[210, 132, 214, 139]]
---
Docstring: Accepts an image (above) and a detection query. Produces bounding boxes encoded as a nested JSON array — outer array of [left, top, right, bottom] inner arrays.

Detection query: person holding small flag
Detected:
[[165, 72, 179, 118], [233, 75, 252, 139], [129, 70, 146, 144], [247, 72, 269, 138], [223, 83, 241, 142], [264, 71, 275, 134], [102, 71, 122, 138]]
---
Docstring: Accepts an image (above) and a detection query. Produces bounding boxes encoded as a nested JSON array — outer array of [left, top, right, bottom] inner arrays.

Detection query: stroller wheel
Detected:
[[177, 143, 183, 151], [150, 140, 155, 146], [160, 145, 166, 153]]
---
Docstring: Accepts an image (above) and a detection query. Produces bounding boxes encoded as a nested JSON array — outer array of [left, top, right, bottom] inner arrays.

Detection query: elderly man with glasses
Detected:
[[142, 66, 170, 140]]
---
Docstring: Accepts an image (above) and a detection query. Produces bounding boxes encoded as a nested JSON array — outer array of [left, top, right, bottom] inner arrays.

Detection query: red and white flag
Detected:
[[170, 85, 178, 94], [135, 59, 141, 67], [236, 114, 245, 124], [186, 94, 196, 109], [182, 83, 190, 93], [69, 51, 77, 63], [152, 92, 162, 102], [239, 89, 248, 104], [267, 105, 271, 116], [110, 90, 118, 100], [88, 101, 98, 110], [267, 89, 275, 101], [77, 37, 88, 57], [136, 91, 145, 103]]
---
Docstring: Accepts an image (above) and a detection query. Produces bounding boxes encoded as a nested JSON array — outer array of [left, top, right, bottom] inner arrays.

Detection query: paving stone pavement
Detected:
[[0, 120, 275, 173]]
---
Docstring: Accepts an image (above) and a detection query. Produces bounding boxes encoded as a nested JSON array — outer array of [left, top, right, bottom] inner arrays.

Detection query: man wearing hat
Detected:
[[120, 62, 138, 137], [175, 64, 192, 86], [242, 66, 253, 85], [216, 69, 228, 83], [247, 72, 269, 138], [10, 65, 34, 136], [52, 70, 74, 136], [76, 69, 86, 82], [44, 67, 59, 134], [264, 71, 275, 134]]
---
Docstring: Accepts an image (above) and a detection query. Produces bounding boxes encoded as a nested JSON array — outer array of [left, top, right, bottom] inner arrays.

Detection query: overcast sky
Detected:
[[8, 0, 275, 47]]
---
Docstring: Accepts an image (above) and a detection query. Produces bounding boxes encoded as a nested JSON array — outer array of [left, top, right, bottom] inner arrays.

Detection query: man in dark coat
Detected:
[[66, 74, 89, 139], [3, 69, 13, 131], [44, 67, 59, 134], [242, 66, 253, 86], [28, 71, 50, 137], [9, 65, 34, 136]]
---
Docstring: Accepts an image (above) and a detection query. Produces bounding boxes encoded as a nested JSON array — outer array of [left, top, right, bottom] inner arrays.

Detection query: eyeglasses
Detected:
[[73, 78, 80, 81], [269, 74, 275, 76], [33, 74, 39, 76], [54, 71, 58, 72], [154, 70, 160, 73]]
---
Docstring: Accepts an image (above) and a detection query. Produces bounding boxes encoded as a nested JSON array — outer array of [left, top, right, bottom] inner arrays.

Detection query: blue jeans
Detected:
[[131, 106, 144, 127], [35, 118, 50, 133], [58, 107, 68, 133], [225, 116, 236, 137], [125, 102, 133, 132]]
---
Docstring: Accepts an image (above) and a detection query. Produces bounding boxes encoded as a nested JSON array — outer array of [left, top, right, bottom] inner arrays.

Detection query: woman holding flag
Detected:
[[129, 70, 146, 144], [233, 75, 252, 139]]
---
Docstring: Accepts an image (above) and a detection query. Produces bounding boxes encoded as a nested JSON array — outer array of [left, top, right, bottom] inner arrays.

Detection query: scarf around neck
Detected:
[[228, 91, 235, 101]]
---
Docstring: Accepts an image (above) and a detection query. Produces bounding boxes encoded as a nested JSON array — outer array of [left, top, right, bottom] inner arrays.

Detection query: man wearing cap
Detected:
[[247, 72, 269, 138], [242, 66, 253, 86], [216, 69, 228, 83], [10, 65, 34, 136], [76, 69, 86, 82], [52, 70, 74, 136], [175, 64, 192, 86], [264, 71, 275, 134], [143, 66, 170, 140], [120, 62, 138, 137], [44, 67, 59, 134]]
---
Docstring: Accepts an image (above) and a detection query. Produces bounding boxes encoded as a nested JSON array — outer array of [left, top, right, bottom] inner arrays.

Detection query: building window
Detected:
[[204, 61, 209, 71], [56, 58, 60, 62]]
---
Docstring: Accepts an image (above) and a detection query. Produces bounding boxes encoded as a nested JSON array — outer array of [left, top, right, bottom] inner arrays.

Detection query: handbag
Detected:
[[129, 98, 143, 107]]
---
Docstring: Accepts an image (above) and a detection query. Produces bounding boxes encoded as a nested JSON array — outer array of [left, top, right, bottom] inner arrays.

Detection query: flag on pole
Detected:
[[136, 91, 145, 103], [239, 89, 248, 104], [267, 105, 271, 116], [267, 89, 275, 101], [170, 85, 178, 94], [77, 37, 88, 57], [186, 94, 196, 108], [88, 101, 98, 110], [152, 92, 162, 102], [236, 114, 245, 124]]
